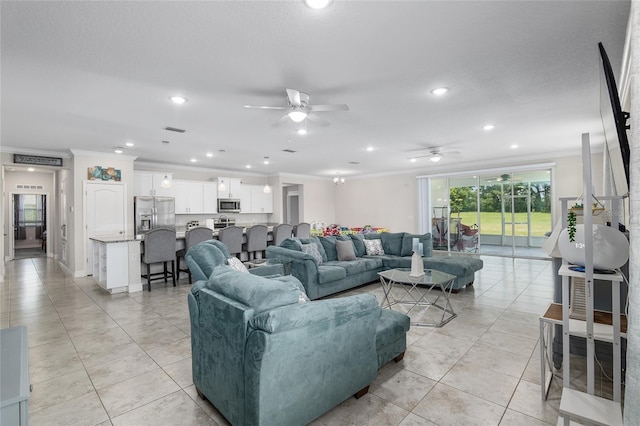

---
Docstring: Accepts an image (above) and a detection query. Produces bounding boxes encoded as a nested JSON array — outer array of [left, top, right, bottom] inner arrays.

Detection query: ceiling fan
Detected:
[[244, 88, 349, 127], [407, 146, 461, 163]]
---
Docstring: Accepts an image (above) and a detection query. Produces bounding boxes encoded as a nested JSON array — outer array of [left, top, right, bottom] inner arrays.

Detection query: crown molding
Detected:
[[68, 149, 137, 161], [0, 146, 72, 158]]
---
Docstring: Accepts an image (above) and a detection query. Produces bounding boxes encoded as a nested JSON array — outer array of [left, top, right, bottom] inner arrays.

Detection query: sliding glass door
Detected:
[[427, 168, 551, 258]]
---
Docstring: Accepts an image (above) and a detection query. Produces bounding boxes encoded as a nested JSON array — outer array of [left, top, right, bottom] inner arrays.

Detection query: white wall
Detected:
[[277, 174, 336, 226], [71, 151, 136, 276]]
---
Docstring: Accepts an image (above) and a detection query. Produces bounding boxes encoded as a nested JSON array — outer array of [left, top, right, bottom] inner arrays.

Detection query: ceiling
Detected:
[[0, 1, 631, 179]]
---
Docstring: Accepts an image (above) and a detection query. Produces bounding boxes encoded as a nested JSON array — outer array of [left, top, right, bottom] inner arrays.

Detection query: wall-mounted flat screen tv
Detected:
[[598, 42, 630, 194]]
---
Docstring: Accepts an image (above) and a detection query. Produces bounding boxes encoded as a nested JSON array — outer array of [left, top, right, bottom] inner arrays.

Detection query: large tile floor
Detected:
[[1, 256, 615, 425]]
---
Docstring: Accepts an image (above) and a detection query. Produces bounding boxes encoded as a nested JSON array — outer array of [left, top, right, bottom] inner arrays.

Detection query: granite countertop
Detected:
[[90, 235, 138, 243]]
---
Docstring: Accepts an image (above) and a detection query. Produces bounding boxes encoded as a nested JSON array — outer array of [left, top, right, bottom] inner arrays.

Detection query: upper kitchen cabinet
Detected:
[[203, 182, 218, 214], [172, 180, 204, 214], [249, 185, 274, 213], [217, 177, 242, 199], [134, 172, 173, 197]]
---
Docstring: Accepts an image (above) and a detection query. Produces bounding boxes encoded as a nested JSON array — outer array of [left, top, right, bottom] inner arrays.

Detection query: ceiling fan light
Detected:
[[430, 155, 442, 163], [305, 0, 332, 9], [160, 174, 172, 188], [297, 128, 308, 135], [288, 110, 307, 123]]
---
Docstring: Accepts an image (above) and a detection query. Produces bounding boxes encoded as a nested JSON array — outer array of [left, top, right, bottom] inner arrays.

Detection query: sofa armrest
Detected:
[[249, 293, 379, 333], [248, 263, 284, 277], [244, 294, 380, 425], [266, 246, 320, 296]]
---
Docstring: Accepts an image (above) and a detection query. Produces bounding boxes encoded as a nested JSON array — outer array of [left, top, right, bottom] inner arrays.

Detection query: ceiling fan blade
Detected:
[[307, 113, 330, 127], [244, 105, 287, 110], [310, 104, 349, 112], [271, 114, 290, 127], [286, 88, 301, 107]]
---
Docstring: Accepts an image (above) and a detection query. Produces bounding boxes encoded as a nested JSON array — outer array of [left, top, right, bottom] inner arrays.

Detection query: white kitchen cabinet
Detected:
[[134, 172, 173, 197], [217, 177, 242, 198], [173, 180, 204, 214], [203, 182, 218, 213], [249, 185, 273, 213], [91, 238, 142, 293]]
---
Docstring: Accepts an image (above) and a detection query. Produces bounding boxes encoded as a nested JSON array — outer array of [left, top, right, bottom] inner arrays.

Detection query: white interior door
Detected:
[[84, 182, 126, 275]]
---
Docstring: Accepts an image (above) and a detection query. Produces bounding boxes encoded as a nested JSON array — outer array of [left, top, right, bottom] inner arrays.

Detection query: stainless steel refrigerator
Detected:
[[134, 196, 175, 237]]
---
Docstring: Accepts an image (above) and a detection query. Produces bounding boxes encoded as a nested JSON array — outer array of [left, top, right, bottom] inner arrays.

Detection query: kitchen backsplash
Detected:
[[175, 213, 270, 227]]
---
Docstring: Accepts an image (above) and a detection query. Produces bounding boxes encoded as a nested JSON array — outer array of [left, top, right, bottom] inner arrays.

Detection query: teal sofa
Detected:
[[266, 232, 483, 300], [186, 240, 410, 426]]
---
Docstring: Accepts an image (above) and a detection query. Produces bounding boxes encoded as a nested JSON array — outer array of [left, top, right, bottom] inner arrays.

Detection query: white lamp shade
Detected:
[[288, 110, 307, 123], [160, 175, 172, 188], [430, 155, 442, 163], [558, 224, 629, 270]]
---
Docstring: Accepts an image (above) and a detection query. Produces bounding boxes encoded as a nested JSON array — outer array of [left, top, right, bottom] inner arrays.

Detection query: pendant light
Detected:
[[160, 141, 172, 188], [263, 157, 271, 194]]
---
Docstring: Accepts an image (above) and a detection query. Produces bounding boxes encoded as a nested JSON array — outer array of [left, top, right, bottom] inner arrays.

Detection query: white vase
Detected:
[[409, 251, 425, 277]]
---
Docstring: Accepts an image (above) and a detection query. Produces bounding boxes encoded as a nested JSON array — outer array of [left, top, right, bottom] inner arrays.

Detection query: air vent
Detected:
[[349, 161, 360, 165], [16, 184, 44, 190], [164, 126, 186, 133], [282, 149, 297, 153]]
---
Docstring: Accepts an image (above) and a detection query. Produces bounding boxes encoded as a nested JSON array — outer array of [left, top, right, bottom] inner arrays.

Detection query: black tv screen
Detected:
[[598, 42, 630, 192]]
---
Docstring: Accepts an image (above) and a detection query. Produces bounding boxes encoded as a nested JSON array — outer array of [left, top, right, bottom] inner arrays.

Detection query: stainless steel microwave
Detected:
[[218, 198, 241, 213]]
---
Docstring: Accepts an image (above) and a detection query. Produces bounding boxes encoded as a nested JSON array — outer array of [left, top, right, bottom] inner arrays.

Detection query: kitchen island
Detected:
[[90, 236, 142, 293]]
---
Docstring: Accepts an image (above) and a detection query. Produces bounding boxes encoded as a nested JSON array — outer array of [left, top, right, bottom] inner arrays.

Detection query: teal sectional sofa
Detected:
[[186, 240, 410, 426], [266, 232, 483, 300]]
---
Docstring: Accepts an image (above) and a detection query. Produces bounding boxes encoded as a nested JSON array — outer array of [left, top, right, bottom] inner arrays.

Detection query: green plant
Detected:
[[567, 210, 577, 242]]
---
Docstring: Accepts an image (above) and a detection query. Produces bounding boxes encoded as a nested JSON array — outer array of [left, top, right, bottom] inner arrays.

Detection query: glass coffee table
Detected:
[[378, 268, 457, 327]]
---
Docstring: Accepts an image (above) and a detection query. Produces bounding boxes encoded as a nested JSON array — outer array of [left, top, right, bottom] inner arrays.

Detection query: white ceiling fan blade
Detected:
[[307, 113, 330, 127], [310, 104, 349, 112], [286, 88, 301, 107], [271, 114, 290, 127], [244, 105, 287, 110]]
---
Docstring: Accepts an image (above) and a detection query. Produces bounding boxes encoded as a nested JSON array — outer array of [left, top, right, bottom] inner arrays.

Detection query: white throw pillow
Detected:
[[301, 243, 323, 265], [364, 239, 385, 256], [227, 257, 249, 273]]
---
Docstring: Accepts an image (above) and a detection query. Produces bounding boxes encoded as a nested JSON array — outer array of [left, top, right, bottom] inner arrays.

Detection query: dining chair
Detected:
[[141, 227, 177, 291], [176, 227, 213, 283]]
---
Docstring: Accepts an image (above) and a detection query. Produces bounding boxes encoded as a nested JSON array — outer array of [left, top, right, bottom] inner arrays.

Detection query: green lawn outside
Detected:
[[452, 211, 551, 237]]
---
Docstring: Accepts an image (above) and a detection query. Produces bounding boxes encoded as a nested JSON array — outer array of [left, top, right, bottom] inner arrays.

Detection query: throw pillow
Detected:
[[301, 243, 323, 265], [227, 257, 249, 273], [336, 239, 357, 261], [364, 239, 385, 256], [350, 234, 366, 257]]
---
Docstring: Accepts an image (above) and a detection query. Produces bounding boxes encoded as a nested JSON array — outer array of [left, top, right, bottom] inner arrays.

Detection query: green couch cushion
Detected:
[[208, 266, 301, 314], [317, 265, 347, 284], [401, 233, 434, 257], [324, 259, 373, 276], [364, 233, 382, 240], [376, 309, 410, 353], [318, 236, 338, 261], [350, 234, 366, 257], [280, 238, 303, 251], [380, 232, 404, 256]]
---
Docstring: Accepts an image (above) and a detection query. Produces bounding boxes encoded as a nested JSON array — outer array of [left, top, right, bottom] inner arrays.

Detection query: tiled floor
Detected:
[[1, 256, 615, 425]]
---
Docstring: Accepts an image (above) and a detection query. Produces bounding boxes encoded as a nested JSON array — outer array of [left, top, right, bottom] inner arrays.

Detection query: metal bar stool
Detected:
[[244, 225, 268, 261], [293, 222, 311, 239], [176, 227, 213, 284], [217, 225, 244, 259], [271, 223, 293, 246], [141, 228, 177, 291]]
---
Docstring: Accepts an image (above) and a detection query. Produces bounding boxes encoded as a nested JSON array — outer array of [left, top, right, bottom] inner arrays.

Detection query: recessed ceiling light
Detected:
[[125, 142, 134, 147], [366, 146, 374, 152], [27, 167, 35, 172], [114, 147, 124, 154], [246, 165, 252, 169], [297, 129, 308, 135], [305, 0, 332, 9], [206, 152, 213, 158], [430, 87, 449, 96], [190, 158, 197, 162], [409, 158, 417, 163], [169, 96, 187, 104], [482, 124, 495, 131], [510, 144, 519, 149], [263, 157, 270, 165]]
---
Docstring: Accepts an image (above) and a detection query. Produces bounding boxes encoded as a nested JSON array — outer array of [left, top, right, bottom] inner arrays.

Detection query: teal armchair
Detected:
[[188, 266, 381, 426]]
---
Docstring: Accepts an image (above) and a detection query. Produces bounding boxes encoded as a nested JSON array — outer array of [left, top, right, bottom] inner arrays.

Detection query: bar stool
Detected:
[[271, 223, 293, 246], [244, 225, 268, 261], [218, 225, 244, 259], [141, 227, 177, 291], [293, 222, 311, 239], [176, 227, 213, 284]]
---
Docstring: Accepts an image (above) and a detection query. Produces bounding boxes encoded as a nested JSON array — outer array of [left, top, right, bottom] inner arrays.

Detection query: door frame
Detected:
[[8, 191, 51, 260]]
